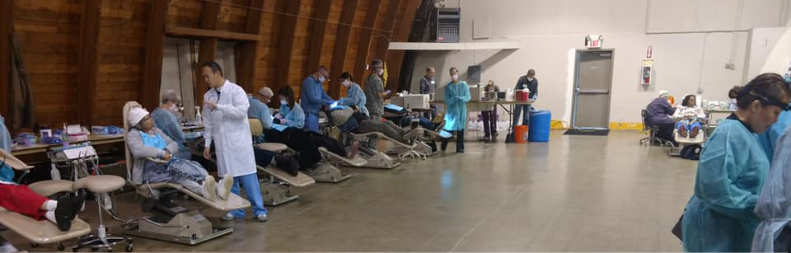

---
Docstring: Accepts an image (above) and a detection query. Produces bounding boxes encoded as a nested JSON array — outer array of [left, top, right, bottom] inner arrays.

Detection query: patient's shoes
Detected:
[[217, 174, 233, 200], [70, 190, 86, 218], [690, 126, 700, 139], [202, 176, 218, 201], [275, 154, 300, 177], [54, 196, 74, 232]]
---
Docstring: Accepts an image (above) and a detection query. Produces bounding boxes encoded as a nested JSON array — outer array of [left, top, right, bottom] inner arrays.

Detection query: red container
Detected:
[[515, 89, 530, 101]]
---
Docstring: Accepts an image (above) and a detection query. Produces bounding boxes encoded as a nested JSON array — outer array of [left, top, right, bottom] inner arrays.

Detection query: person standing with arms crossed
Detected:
[[200, 61, 268, 222]]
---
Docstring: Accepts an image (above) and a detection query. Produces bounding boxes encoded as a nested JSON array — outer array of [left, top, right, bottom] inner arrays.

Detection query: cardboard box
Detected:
[[469, 85, 484, 101], [391, 94, 430, 109]]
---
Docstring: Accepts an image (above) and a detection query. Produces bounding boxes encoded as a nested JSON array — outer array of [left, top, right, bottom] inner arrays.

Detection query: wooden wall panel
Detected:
[[352, 0, 381, 89], [11, 0, 420, 128], [14, 0, 82, 127], [140, 0, 169, 113], [385, 0, 421, 90]]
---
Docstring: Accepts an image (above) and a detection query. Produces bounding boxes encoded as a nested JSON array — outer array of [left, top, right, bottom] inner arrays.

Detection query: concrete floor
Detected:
[[7, 131, 698, 252]]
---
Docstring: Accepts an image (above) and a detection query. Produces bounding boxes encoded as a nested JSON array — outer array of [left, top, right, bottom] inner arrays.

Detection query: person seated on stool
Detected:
[[482, 80, 500, 142], [645, 90, 678, 144], [151, 90, 191, 160], [0, 148, 86, 232], [128, 107, 233, 202], [672, 94, 706, 138], [248, 87, 275, 130], [274, 86, 305, 129]]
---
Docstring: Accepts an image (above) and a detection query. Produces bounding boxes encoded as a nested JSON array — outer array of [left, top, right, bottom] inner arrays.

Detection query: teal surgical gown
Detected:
[[340, 83, 369, 117], [248, 97, 273, 129], [442, 81, 471, 131], [753, 124, 791, 252], [0, 114, 13, 182], [756, 110, 791, 161], [279, 103, 305, 129], [151, 108, 190, 160], [682, 118, 770, 252]]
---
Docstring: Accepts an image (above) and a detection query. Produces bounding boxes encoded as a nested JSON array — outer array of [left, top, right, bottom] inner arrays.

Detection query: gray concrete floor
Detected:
[[7, 131, 697, 252]]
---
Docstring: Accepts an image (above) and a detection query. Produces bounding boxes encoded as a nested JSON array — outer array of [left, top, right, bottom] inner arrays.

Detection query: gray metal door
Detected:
[[572, 50, 614, 129]]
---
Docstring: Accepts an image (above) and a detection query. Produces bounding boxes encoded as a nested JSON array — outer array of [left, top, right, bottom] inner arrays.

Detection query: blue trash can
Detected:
[[528, 110, 551, 142]]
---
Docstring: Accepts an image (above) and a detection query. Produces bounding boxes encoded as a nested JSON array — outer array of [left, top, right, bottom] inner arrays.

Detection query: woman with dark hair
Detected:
[[672, 94, 706, 138], [338, 72, 369, 117], [274, 86, 305, 129], [682, 73, 791, 252]]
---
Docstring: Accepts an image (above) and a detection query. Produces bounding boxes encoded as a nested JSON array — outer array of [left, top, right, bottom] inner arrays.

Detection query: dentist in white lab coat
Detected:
[[200, 61, 268, 222]]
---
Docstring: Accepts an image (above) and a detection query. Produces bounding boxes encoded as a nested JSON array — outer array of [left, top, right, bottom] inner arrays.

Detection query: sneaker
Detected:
[[70, 191, 86, 220], [222, 213, 237, 221], [202, 176, 217, 201], [217, 174, 233, 200], [481, 136, 490, 142], [54, 196, 74, 231], [257, 213, 268, 222]]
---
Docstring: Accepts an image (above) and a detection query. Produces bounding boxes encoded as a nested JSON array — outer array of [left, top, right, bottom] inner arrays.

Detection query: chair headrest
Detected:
[[249, 119, 263, 136]]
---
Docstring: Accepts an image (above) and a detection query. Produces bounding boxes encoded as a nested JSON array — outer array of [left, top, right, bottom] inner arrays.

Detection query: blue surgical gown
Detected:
[[0, 114, 14, 182], [248, 97, 273, 129], [279, 103, 305, 129], [753, 124, 791, 252], [756, 110, 791, 161], [150, 108, 190, 160], [340, 83, 369, 117], [442, 81, 471, 131], [682, 119, 770, 252]]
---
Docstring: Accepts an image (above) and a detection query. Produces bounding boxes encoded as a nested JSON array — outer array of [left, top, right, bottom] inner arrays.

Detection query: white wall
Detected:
[[761, 26, 791, 75], [411, 0, 791, 123]]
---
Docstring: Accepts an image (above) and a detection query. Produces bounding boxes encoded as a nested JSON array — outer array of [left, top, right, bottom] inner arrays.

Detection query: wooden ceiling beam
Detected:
[[328, 0, 360, 98], [194, 0, 224, 103], [273, 0, 303, 91], [166, 26, 261, 41], [141, 0, 170, 110], [235, 0, 265, 93], [305, 0, 333, 79], [353, 0, 383, 88], [77, 0, 102, 126], [376, 0, 403, 89]]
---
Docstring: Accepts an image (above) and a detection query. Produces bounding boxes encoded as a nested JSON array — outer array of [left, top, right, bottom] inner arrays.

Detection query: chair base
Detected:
[[72, 234, 132, 252]]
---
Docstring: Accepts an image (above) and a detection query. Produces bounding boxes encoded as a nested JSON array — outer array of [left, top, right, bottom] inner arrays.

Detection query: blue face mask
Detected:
[[281, 100, 288, 105]]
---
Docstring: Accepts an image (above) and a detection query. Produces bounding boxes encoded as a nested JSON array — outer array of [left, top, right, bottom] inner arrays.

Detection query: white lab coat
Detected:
[[203, 80, 256, 177]]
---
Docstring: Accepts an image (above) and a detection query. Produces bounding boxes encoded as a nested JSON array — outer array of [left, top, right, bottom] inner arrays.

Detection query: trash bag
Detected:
[[680, 144, 702, 160]]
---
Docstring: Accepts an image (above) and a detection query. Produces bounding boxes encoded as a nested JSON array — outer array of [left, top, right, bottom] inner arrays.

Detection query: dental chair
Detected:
[[344, 133, 401, 169], [121, 101, 251, 245], [249, 119, 316, 204], [350, 130, 427, 161], [0, 152, 90, 251]]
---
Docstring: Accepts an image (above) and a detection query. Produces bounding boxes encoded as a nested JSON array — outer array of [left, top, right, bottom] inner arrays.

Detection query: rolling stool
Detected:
[[71, 175, 133, 252]]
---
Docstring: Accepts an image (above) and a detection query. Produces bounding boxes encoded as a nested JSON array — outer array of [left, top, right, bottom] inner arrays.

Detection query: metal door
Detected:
[[571, 50, 614, 130]]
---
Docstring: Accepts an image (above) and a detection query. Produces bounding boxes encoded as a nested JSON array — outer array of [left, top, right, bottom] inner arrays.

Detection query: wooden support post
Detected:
[[305, 0, 332, 78], [353, 0, 383, 87], [141, 0, 170, 110], [235, 0, 265, 93], [328, 0, 360, 98], [0, 0, 10, 117], [194, 0, 223, 103], [274, 0, 303, 91], [77, 0, 102, 126]]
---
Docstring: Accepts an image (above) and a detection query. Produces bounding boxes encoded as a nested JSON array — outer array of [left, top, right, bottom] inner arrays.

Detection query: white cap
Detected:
[[258, 87, 274, 98], [128, 107, 150, 127], [658, 90, 670, 98]]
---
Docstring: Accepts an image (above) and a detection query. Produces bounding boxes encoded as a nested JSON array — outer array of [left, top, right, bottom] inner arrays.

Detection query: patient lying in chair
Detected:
[[127, 107, 232, 201], [672, 95, 706, 138], [329, 106, 423, 144], [0, 151, 85, 232]]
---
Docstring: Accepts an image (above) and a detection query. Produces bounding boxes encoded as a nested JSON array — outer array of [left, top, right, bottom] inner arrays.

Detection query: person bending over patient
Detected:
[[151, 90, 191, 159], [672, 95, 706, 138], [0, 149, 86, 232], [127, 107, 232, 201], [274, 86, 306, 129]]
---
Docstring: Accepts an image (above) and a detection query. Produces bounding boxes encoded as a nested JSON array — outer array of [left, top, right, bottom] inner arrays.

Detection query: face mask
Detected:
[[378, 69, 385, 76], [318, 76, 326, 83], [281, 100, 288, 105], [343, 80, 351, 87], [452, 74, 459, 81], [527, 77, 534, 82]]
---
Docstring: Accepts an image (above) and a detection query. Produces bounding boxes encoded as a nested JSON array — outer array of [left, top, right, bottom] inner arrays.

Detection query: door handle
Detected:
[[578, 89, 610, 95]]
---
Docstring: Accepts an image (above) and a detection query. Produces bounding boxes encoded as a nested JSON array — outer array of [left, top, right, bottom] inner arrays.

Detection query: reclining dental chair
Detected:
[[249, 119, 316, 204], [0, 150, 91, 251], [121, 101, 250, 245]]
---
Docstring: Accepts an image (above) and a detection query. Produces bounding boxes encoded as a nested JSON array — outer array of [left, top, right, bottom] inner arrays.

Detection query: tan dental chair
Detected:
[[121, 101, 250, 245], [249, 119, 314, 205]]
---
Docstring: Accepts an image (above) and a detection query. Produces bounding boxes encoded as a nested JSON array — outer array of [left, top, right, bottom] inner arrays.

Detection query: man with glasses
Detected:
[[300, 66, 335, 133], [364, 59, 391, 121]]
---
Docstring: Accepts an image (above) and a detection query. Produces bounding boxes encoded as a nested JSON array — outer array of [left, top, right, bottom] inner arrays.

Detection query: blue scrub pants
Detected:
[[675, 121, 702, 134], [229, 173, 267, 218], [513, 104, 531, 127], [305, 113, 320, 133]]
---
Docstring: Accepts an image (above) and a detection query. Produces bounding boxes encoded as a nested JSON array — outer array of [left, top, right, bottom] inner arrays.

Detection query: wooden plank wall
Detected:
[[7, 0, 419, 128]]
